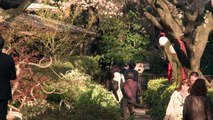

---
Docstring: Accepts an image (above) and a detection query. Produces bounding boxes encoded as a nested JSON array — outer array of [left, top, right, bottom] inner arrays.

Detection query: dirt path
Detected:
[[134, 108, 152, 120]]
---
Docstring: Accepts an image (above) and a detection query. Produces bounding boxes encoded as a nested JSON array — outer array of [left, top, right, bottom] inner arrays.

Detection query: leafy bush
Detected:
[[69, 56, 101, 79], [144, 78, 176, 120], [73, 84, 122, 120], [45, 69, 91, 103], [97, 16, 150, 67], [208, 88, 213, 104], [59, 69, 121, 120], [21, 100, 54, 120], [36, 56, 101, 80], [22, 63, 121, 120]]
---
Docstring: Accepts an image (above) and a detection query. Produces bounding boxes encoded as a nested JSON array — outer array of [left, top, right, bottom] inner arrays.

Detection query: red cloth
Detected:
[[167, 63, 186, 82], [162, 34, 187, 81], [168, 63, 172, 82], [182, 67, 186, 80], [178, 38, 186, 80]]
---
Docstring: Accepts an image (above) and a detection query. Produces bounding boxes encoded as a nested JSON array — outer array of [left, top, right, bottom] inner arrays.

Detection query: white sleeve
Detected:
[[121, 74, 125, 82], [165, 91, 176, 116]]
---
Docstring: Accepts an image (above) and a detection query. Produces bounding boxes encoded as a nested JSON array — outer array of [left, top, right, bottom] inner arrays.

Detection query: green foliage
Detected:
[[35, 8, 63, 21], [47, 69, 91, 103], [21, 100, 54, 120], [76, 84, 119, 109], [22, 61, 121, 120], [74, 84, 122, 120], [207, 88, 213, 104], [139, 49, 167, 74], [144, 79, 176, 120], [98, 16, 150, 66], [35, 56, 101, 80], [69, 56, 101, 79]]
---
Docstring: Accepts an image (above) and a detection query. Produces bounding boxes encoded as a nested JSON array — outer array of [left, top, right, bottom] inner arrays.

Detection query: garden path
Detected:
[[134, 107, 152, 120]]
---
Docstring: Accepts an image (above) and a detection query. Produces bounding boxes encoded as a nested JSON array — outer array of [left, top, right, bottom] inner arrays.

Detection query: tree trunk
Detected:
[[163, 39, 182, 85], [144, 0, 213, 84]]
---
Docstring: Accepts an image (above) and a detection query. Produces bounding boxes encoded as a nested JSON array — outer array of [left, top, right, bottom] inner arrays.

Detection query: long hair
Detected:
[[108, 65, 120, 80], [190, 79, 207, 96], [177, 79, 190, 91]]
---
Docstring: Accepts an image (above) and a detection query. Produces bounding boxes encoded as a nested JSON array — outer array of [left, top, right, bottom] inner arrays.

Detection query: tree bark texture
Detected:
[[144, 0, 213, 83]]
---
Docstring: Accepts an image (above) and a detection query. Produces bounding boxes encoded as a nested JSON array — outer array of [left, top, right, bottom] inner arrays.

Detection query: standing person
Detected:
[[123, 61, 141, 103], [122, 72, 140, 119], [164, 79, 190, 120], [188, 71, 199, 86], [105, 65, 124, 102], [183, 79, 213, 120], [123, 61, 138, 82], [188, 71, 199, 93], [113, 71, 125, 102], [0, 36, 17, 120], [120, 63, 129, 74]]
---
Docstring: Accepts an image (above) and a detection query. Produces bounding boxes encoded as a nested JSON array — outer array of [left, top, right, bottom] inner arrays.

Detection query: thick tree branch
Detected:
[[147, 0, 155, 6], [156, 0, 183, 39], [19, 57, 53, 68], [39, 84, 57, 94], [164, 0, 185, 32], [0, 0, 34, 21], [144, 12, 163, 30], [185, 10, 199, 22], [169, 0, 178, 5], [7, 14, 96, 35], [194, 11, 213, 60]]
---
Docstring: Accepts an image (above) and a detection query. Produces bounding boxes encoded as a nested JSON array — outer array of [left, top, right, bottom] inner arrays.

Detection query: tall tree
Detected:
[[142, 0, 213, 84]]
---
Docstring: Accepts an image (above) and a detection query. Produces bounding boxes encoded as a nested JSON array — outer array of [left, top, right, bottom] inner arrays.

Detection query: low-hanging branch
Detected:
[[144, 12, 163, 30], [0, 0, 34, 21]]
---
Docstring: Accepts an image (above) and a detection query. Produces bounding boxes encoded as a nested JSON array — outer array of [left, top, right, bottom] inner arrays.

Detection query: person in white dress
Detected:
[[113, 72, 125, 102], [164, 79, 190, 120]]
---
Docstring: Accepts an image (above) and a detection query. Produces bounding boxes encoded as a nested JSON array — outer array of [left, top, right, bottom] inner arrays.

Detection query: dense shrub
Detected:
[[208, 88, 213, 104], [73, 84, 122, 120], [144, 79, 177, 120], [21, 61, 121, 120], [35, 56, 101, 80], [69, 56, 101, 80]]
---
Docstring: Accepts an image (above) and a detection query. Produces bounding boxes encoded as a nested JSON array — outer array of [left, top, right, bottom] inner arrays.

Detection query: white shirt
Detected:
[[165, 91, 188, 120]]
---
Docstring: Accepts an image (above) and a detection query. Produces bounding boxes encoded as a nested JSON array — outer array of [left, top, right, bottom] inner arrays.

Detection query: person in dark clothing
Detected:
[[120, 63, 129, 74], [122, 72, 140, 119], [123, 61, 138, 82], [0, 36, 17, 120], [183, 79, 213, 120], [123, 61, 141, 102]]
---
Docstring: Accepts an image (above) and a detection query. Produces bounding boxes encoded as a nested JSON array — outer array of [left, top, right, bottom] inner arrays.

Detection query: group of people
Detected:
[[164, 72, 213, 120], [1, 32, 212, 120], [104, 61, 142, 119]]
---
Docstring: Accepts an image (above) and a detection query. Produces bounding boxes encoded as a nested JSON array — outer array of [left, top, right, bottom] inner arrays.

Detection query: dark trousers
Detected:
[[0, 100, 8, 120]]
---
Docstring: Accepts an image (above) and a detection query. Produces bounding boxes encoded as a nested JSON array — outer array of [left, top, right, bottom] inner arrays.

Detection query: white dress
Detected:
[[113, 72, 125, 102], [165, 91, 188, 120]]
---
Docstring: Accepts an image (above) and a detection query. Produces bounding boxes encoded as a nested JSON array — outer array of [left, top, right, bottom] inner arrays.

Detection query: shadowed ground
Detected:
[[134, 107, 152, 120]]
